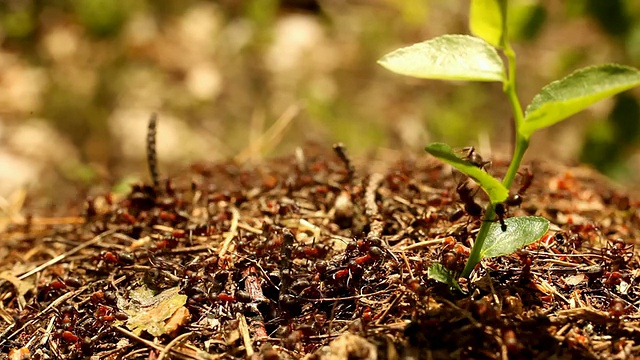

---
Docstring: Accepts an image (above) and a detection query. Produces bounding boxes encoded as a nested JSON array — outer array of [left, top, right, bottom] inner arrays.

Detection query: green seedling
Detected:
[[378, 0, 640, 286]]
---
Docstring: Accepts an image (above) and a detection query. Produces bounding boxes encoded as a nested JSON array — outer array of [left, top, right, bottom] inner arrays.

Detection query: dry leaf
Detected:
[[8, 347, 30, 360], [119, 286, 187, 336], [164, 306, 191, 335]]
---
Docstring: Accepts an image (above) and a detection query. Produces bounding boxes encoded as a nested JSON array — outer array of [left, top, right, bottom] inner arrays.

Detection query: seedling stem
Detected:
[[462, 40, 528, 277]]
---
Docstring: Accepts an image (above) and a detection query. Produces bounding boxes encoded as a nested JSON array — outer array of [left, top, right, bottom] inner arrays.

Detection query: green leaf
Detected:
[[378, 35, 505, 82], [521, 64, 640, 138], [428, 263, 462, 292], [424, 143, 508, 203], [480, 216, 549, 258], [470, 0, 507, 48]]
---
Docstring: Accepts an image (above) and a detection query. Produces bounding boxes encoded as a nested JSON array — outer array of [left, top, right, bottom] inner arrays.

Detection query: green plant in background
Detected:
[[72, 0, 128, 38], [578, 0, 640, 178], [378, 0, 640, 287], [580, 93, 640, 178]]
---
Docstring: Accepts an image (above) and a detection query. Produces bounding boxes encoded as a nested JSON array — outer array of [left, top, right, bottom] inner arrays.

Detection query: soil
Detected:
[[1, 143, 640, 360]]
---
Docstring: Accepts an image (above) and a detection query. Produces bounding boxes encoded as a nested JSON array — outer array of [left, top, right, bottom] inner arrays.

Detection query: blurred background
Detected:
[[1, 0, 640, 204]]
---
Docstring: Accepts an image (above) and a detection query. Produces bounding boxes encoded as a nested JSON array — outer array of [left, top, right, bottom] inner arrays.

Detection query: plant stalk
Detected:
[[461, 42, 528, 279], [461, 206, 495, 277], [461, 135, 528, 278], [503, 44, 524, 129], [501, 42, 528, 189], [501, 136, 529, 189], [502, 42, 529, 189]]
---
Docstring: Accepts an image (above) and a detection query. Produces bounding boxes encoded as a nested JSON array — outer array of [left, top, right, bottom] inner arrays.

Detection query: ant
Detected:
[[461, 147, 491, 170], [505, 168, 533, 207], [494, 203, 508, 231], [495, 168, 534, 231], [517, 167, 533, 194], [456, 181, 482, 218]]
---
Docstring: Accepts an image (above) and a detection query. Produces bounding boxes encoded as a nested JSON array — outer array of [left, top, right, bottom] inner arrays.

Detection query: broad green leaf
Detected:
[[521, 65, 640, 138], [378, 35, 505, 82], [425, 143, 508, 203], [470, 0, 507, 48], [428, 263, 462, 292], [480, 216, 549, 258]]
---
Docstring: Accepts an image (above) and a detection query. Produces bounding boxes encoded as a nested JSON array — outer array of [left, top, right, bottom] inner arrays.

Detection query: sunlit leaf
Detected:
[[480, 216, 549, 258], [521, 65, 640, 138], [378, 35, 505, 82], [424, 143, 508, 203], [470, 0, 507, 48]]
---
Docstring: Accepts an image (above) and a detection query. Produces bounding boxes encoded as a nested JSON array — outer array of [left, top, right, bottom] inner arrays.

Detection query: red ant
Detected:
[[517, 167, 533, 195], [495, 168, 534, 231], [456, 181, 482, 218], [494, 203, 508, 231], [449, 148, 490, 222], [456, 184, 509, 231]]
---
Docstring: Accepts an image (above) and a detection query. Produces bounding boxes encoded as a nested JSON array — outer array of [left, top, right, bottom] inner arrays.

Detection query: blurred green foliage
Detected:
[[580, 94, 640, 178], [585, 0, 631, 38], [509, 1, 546, 41], [0, 0, 639, 187], [1, 6, 35, 40], [72, 0, 129, 38], [576, 0, 640, 179]]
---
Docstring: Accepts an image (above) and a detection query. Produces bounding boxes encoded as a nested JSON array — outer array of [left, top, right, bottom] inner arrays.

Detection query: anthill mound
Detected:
[[1, 145, 639, 360]]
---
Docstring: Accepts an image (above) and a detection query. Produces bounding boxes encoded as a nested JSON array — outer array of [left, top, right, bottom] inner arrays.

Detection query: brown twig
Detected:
[[332, 143, 355, 181], [157, 332, 193, 360], [374, 291, 404, 325], [302, 288, 396, 302], [218, 207, 239, 258], [400, 238, 447, 251], [237, 314, 254, 357], [17, 229, 116, 280], [0, 286, 89, 347], [114, 326, 201, 360], [278, 229, 295, 308], [147, 113, 160, 192], [365, 173, 385, 240], [399, 251, 414, 279]]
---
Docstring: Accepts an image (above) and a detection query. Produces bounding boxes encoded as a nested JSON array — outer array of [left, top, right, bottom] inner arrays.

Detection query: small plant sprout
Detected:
[[378, 0, 640, 286]]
